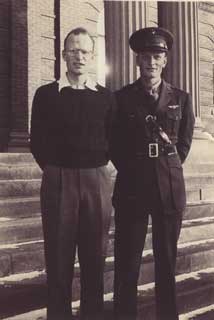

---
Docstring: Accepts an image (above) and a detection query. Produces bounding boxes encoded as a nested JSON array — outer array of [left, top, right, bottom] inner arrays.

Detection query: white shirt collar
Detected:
[[151, 79, 162, 92], [141, 78, 162, 94], [58, 73, 98, 91]]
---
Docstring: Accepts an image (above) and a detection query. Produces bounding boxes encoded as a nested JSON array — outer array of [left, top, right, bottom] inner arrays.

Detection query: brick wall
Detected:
[[10, 0, 55, 147], [27, 0, 104, 129], [59, 0, 104, 81], [27, 0, 56, 131]]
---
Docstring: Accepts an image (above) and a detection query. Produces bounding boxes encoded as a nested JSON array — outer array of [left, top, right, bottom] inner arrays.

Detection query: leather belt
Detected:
[[136, 144, 177, 159]]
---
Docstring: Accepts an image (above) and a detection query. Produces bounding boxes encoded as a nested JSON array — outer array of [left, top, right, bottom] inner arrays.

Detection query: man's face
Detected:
[[136, 51, 167, 80], [63, 33, 94, 76]]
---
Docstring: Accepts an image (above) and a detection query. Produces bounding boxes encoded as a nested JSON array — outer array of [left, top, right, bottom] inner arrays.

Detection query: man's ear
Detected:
[[163, 54, 167, 68], [136, 54, 140, 66], [62, 50, 66, 62]]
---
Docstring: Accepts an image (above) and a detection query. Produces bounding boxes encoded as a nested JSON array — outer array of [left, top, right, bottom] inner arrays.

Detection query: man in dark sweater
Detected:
[[111, 28, 195, 320], [30, 27, 116, 320]]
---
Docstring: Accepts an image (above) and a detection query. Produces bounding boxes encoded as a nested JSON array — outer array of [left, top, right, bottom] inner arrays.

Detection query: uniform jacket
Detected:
[[111, 79, 195, 214]]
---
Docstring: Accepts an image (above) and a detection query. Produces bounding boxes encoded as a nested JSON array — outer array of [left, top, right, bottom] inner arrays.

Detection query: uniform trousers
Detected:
[[40, 165, 112, 320], [113, 193, 182, 320]]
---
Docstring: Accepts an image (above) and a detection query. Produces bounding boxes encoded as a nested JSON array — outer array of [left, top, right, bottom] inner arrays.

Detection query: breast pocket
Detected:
[[168, 153, 182, 168], [166, 107, 182, 137]]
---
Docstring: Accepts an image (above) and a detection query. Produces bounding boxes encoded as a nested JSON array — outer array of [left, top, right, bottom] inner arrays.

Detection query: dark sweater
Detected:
[[30, 82, 116, 169]]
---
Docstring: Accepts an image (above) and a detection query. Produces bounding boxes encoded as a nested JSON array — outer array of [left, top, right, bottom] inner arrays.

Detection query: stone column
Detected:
[[158, 1, 200, 118], [104, 1, 154, 91], [8, 0, 29, 151], [159, 1, 214, 201], [0, 0, 11, 151], [158, 1, 214, 141]]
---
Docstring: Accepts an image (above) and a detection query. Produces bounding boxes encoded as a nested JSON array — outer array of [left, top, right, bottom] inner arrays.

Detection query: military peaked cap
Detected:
[[129, 27, 173, 53]]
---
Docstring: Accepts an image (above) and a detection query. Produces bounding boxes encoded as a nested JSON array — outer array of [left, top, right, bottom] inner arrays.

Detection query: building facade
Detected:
[[0, 1, 214, 171], [0, 1, 213, 145]]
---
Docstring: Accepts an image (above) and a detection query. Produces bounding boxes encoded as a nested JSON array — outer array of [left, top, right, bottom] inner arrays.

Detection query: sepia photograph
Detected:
[[0, 0, 213, 319]]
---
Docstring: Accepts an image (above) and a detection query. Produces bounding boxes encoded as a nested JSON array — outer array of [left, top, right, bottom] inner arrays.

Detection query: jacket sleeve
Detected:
[[105, 92, 118, 161], [30, 88, 47, 170], [109, 91, 124, 171], [177, 93, 195, 164]]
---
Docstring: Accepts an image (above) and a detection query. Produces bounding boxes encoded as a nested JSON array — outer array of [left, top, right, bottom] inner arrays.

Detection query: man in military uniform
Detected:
[[111, 27, 195, 320]]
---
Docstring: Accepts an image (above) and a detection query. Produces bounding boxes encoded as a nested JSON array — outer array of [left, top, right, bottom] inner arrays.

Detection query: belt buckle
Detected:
[[149, 143, 159, 158]]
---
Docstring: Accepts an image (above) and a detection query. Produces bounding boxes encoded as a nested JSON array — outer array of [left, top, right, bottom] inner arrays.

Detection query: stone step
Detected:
[[186, 187, 214, 202], [185, 173, 214, 187], [0, 197, 40, 218], [184, 201, 214, 220], [1, 154, 214, 175], [135, 238, 214, 288], [0, 233, 213, 294], [1, 157, 214, 195], [200, 186, 214, 202], [0, 155, 213, 320], [0, 216, 43, 245], [0, 270, 46, 319], [102, 238, 214, 297], [0, 208, 213, 250], [0, 179, 41, 198], [185, 176, 214, 202], [1, 178, 212, 208], [180, 216, 214, 243], [0, 153, 35, 164], [184, 162, 214, 174], [136, 268, 214, 320], [0, 200, 213, 254], [180, 305, 214, 320], [0, 241, 44, 277], [0, 194, 213, 222], [0, 268, 214, 320], [186, 188, 203, 202], [0, 165, 42, 180], [131, 217, 214, 255], [0, 204, 214, 248]]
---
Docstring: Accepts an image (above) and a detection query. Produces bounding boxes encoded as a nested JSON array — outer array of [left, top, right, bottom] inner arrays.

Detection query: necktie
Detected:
[[146, 88, 159, 102]]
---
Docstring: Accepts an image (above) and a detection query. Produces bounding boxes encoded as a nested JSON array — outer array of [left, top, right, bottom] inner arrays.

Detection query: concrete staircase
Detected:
[[0, 154, 214, 320]]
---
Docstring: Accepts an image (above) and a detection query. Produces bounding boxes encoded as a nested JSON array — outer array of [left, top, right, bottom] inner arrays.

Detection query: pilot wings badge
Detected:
[[168, 105, 179, 109]]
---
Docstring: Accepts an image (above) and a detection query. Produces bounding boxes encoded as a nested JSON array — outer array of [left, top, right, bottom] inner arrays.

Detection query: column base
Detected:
[[185, 117, 214, 171], [0, 128, 10, 152], [8, 131, 30, 152], [193, 117, 214, 141], [184, 120, 214, 202]]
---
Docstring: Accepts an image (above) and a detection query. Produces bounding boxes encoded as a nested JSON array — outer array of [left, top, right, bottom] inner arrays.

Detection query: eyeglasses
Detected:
[[65, 49, 92, 58]]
